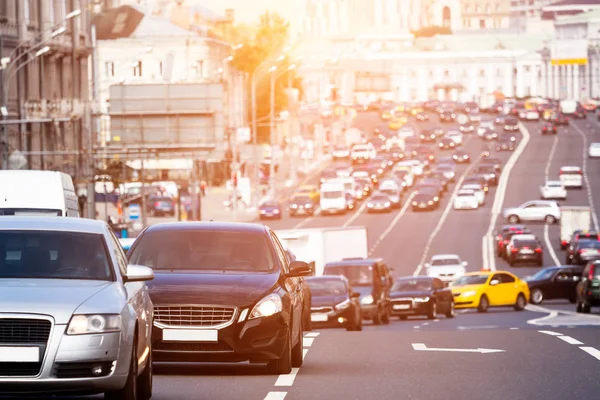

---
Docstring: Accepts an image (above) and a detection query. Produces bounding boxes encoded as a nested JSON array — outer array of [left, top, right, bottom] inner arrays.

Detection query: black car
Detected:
[[412, 190, 439, 211], [494, 115, 506, 126], [305, 276, 362, 331], [288, 195, 316, 217], [507, 239, 543, 266], [480, 157, 502, 173], [541, 124, 557, 135], [494, 225, 529, 256], [439, 110, 456, 123], [504, 117, 519, 131], [496, 137, 515, 152], [500, 132, 517, 142], [417, 179, 444, 197], [419, 129, 437, 143], [563, 230, 599, 250], [527, 266, 583, 304], [569, 239, 600, 265], [576, 260, 600, 313], [475, 165, 498, 186], [128, 222, 312, 374], [452, 150, 470, 163], [463, 175, 489, 192], [148, 196, 176, 217], [416, 112, 430, 121], [438, 137, 456, 150], [389, 276, 455, 320], [284, 248, 313, 332], [366, 193, 393, 213], [323, 258, 393, 325], [482, 129, 498, 141], [553, 113, 569, 126]]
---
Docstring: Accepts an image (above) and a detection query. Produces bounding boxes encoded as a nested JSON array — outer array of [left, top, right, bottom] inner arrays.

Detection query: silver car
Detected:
[[0, 217, 154, 399]]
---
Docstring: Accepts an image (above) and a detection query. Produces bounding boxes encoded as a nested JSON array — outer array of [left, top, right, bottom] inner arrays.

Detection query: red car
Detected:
[[541, 124, 557, 135]]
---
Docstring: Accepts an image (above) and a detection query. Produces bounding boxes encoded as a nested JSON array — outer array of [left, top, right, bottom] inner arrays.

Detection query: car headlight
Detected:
[[384, 202, 391, 207], [305, 204, 313, 208], [67, 314, 122, 335], [250, 293, 283, 319], [428, 200, 433, 205], [361, 295, 374, 305], [462, 290, 477, 297], [434, 196, 439, 201], [290, 204, 298, 208], [335, 299, 351, 310], [412, 201, 418, 205], [414, 297, 430, 303], [273, 209, 280, 214], [260, 210, 266, 214]]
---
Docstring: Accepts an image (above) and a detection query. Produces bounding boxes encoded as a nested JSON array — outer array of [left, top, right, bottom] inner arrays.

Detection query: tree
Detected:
[[412, 26, 452, 38], [228, 12, 299, 144]]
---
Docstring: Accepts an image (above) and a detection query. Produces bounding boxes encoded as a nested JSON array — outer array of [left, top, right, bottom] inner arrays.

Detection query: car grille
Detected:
[[154, 341, 233, 352], [0, 318, 52, 377], [311, 306, 333, 313], [391, 299, 413, 306], [154, 305, 236, 327]]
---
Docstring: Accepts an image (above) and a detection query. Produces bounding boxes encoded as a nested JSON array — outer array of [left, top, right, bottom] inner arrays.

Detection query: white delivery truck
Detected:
[[275, 226, 369, 276], [320, 180, 347, 215], [560, 206, 591, 249], [560, 100, 577, 115], [0, 170, 79, 217]]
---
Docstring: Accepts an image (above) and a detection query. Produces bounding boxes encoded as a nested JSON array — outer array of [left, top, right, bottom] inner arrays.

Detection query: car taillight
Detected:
[[511, 248, 518, 253], [561, 240, 568, 246], [578, 249, 584, 254], [535, 248, 542, 253], [154, 202, 161, 207], [589, 264, 595, 281]]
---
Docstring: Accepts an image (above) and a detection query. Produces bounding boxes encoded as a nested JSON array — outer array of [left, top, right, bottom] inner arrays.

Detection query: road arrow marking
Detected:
[[411, 343, 505, 354]]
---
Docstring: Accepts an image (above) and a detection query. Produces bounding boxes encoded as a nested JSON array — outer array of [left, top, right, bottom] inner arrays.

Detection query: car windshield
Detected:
[[391, 279, 431, 292], [578, 241, 600, 249], [371, 195, 388, 202], [514, 240, 538, 248], [529, 268, 558, 281], [322, 190, 343, 199], [0, 231, 113, 280], [292, 196, 311, 203], [261, 201, 279, 207], [128, 230, 276, 272], [431, 258, 460, 266], [306, 279, 347, 296], [457, 192, 473, 197], [324, 265, 373, 286], [451, 275, 488, 286]]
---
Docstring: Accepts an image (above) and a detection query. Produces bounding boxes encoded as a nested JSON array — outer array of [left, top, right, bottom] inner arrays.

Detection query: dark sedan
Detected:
[[481, 157, 502, 172], [127, 222, 312, 374], [482, 129, 498, 141], [259, 200, 283, 220], [452, 150, 470, 163], [412, 190, 440, 211], [495, 137, 515, 152], [541, 124, 557, 135], [438, 138, 456, 150], [494, 225, 530, 257], [504, 117, 519, 131], [416, 112, 430, 121], [389, 277, 455, 320], [439, 111, 455, 123], [527, 266, 583, 304], [417, 179, 444, 197], [288, 195, 316, 217], [553, 114, 569, 126], [148, 196, 176, 217], [305, 276, 362, 331], [419, 129, 437, 143]]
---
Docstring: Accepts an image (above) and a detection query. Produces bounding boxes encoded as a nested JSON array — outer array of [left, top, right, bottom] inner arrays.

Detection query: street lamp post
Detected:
[[268, 66, 277, 197]]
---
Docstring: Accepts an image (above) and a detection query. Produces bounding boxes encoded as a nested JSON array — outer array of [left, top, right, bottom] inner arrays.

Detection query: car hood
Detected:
[[311, 294, 348, 307], [147, 271, 280, 307], [389, 290, 432, 299], [0, 279, 113, 324]]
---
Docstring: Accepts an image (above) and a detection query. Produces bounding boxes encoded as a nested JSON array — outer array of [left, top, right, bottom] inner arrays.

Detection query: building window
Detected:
[[480, 19, 485, 28], [193, 60, 204, 77], [133, 61, 142, 77], [105, 61, 115, 77], [159, 61, 163, 76]]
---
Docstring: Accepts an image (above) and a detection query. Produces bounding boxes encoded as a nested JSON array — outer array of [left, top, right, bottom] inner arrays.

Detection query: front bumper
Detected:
[[259, 211, 281, 219], [452, 293, 479, 309], [454, 201, 478, 210], [152, 313, 288, 363], [0, 319, 130, 395], [412, 203, 436, 211], [367, 205, 392, 213], [390, 299, 430, 316], [309, 307, 354, 328], [321, 207, 346, 215]]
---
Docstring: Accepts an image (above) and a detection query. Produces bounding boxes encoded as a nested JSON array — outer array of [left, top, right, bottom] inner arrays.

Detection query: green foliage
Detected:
[[412, 26, 452, 38]]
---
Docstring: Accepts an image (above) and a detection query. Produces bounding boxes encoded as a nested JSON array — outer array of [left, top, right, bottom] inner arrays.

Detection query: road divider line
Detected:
[[303, 337, 315, 347], [571, 123, 599, 231], [341, 201, 368, 228], [413, 156, 481, 276], [304, 332, 320, 338], [368, 192, 415, 256], [537, 330, 563, 336], [412, 343, 505, 354], [302, 348, 309, 360], [264, 391, 288, 400], [274, 368, 299, 387], [580, 346, 600, 361], [482, 121, 531, 272], [292, 217, 313, 229], [544, 133, 560, 181], [558, 335, 583, 345], [527, 311, 559, 326], [544, 224, 562, 266]]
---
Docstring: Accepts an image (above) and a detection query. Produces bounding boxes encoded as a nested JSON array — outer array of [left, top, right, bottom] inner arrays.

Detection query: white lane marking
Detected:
[[413, 157, 481, 276], [341, 201, 369, 228], [367, 192, 415, 256], [571, 123, 600, 231], [457, 325, 498, 330], [413, 325, 421, 329], [274, 368, 299, 387], [422, 322, 429, 326], [544, 224, 562, 266], [433, 319, 440, 322], [302, 348, 309, 360], [580, 346, 600, 361], [304, 332, 320, 338], [527, 310, 559, 326], [303, 337, 315, 347], [293, 217, 314, 229], [544, 132, 560, 181], [412, 343, 505, 354], [538, 330, 563, 336], [557, 335, 584, 345], [264, 392, 287, 400], [481, 121, 532, 272], [510, 327, 519, 330]]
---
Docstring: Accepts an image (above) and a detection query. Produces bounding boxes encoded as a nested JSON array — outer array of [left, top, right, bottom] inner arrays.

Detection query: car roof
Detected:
[[0, 216, 107, 234], [144, 221, 268, 234], [560, 166, 582, 171], [431, 254, 460, 260]]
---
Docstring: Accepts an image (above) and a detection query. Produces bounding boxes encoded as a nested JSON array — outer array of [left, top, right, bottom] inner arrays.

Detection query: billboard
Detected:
[[551, 39, 588, 66]]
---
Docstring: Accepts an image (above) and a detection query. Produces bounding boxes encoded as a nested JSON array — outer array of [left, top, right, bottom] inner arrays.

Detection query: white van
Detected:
[[0, 170, 79, 217], [320, 181, 347, 215]]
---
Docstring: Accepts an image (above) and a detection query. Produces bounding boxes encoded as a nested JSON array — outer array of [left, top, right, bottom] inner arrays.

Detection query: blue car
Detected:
[[259, 200, 283, 220]]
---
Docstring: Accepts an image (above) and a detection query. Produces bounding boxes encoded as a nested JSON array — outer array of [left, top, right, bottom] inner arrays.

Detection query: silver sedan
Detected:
[[0, 217, 154, 400]]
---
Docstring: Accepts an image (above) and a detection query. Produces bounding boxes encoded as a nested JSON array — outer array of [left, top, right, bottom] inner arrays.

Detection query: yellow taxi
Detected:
[[450, 271, 529, 312], [388, 117, 407, 130], [410, 106, 424, 116], [381, 110, 394, 120], [295, 185, 320, 203]]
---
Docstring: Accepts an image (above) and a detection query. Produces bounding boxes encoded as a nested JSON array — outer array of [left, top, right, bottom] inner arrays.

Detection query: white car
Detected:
[[589, 143, 600, 158], [445, 131, 463, 145], [505, 233, 538, 258], [478, 121, 494, 136], [525, 110, 540, 120], [423, 254, 468, 284], [396, 160, 424, 176], [351, 144, 376, 163], [540, 180, 567, 200], [559, 166, 583, 188], [398, 126, 416, 138], [332, 145, 350, 159], [503, 200, 561, 224], [379, 186, 402, 208], [453, 189, 479, 210], [461, 183, 485, 205]]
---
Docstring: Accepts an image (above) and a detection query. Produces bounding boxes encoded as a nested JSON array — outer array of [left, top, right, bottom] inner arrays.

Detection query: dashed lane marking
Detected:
[[538, 330, 563, 336], [571, 122, 600, 231], [341, 201, 369, 228], [302, 349, 309, 360], [544, 224, 562, 266], [580, 347, 600, 361], [292, 216, 314, 229], [367, 192, 415, 256], [457, 325, 498, 330], [543, 132, 560, 181], [558, 335, 584, 345], [274, 368, 299, 387], [509, 327, 519, 330], [264, 392, 288, 400], [303, 337, 315, 347], [304, 332, 320, 338]]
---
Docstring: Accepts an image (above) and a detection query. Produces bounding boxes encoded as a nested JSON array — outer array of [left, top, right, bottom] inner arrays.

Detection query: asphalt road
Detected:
[[19, 111, 600, 400]]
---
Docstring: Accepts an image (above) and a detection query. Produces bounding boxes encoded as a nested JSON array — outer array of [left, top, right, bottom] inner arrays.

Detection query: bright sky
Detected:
[[197, 0, 298, 25]]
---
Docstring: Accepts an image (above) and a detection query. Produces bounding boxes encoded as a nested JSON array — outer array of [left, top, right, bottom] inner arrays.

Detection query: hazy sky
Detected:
[[198, 0, 298, 25]]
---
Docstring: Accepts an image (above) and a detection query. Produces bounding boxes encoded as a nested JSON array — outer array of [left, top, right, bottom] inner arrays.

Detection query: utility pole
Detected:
[[228, 66, 238, 221], [268, 67, 276, 197], [89, 23, 99, 219], [251, 73, 260, 209]]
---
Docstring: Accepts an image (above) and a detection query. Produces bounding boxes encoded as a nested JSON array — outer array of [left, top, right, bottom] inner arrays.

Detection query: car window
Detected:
[[498, 273, 515, 284], [108, 230, 128, 276], [270, 233, 290, 274], [324, 264, 374, 286], [555, 271, 572, 281], [431, 258, 460, 266], [306, 279, 347, 296], [392, 279, 431, 291]]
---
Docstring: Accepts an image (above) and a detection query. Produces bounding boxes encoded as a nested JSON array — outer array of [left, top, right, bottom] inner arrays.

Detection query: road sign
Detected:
[[411, 343, 505, 354], [127, 204, 141, 222]]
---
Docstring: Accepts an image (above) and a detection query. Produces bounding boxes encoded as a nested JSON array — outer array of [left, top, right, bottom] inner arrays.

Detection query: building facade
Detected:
[[510, 0, 554, 32], [461, 0, 510, 29], [0, 0, 92, 180]]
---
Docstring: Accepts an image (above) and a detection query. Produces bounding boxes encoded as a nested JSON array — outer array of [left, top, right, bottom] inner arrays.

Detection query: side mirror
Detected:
[[124, 264, 154, 283], [287, 261, 312, 277], [489, 279, 500, 286], [350, 292, 361, 299], [462, 261, 468, 267]]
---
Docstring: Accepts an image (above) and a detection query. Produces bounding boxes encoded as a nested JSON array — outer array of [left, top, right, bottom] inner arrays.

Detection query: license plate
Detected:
[[0, 346, 39, 362], [393, 304, 410, 310], [311, 314, 328, 322], [163, 329, 218, 342], [520, 249, 534, 254], [419, 204, 426, 208]]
